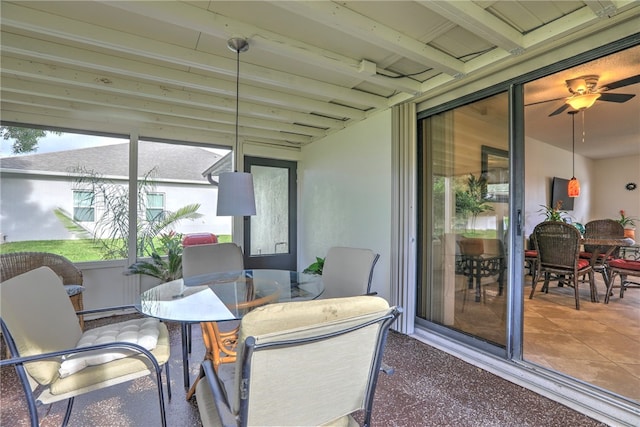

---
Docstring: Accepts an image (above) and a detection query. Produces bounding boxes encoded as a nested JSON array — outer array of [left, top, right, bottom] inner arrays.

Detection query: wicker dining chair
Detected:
[[604, 259, 640, 303], [0, 252, 85, 328], [530, 221, 596, 310], [581, 219, 624, 284]]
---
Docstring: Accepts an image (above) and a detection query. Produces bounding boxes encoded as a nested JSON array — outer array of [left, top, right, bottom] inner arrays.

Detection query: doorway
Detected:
[[243, 156, 297, 270]]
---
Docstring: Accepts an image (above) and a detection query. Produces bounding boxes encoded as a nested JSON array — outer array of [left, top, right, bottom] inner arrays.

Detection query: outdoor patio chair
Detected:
[[0, 266, 171, 427], [320, 246, 380, 299], [194, 295, 401, 427], [604, 258, 640, 303], [1, 252, 85, 329], [182, 243, 244, 378], [530, 221, 596, 310]]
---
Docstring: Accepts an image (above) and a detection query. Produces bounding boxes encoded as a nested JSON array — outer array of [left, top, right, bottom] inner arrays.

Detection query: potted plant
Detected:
[[538, 201, 568, 222], [616, 210, 637, 240], [126, 231, 183, 282], [303, 257, 325, 275]]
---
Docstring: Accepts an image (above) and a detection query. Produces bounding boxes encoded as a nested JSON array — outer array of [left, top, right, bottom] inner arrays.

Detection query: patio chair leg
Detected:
[[155, 368, 168, 427], [165, 362, 172, 400], [62, 397, 74, 427]]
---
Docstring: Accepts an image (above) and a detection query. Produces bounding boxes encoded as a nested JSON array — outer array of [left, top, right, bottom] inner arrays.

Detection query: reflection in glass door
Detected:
[[417, 92, 510, 348], [243, 157, 297, 270]]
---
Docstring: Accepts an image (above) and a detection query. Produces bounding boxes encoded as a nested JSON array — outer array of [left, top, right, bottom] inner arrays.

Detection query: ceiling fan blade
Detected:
[[598, 92, 635, 103], [524, 96, 566, 107], [548, 103, 570, 117], [602, 74, 640, 90]]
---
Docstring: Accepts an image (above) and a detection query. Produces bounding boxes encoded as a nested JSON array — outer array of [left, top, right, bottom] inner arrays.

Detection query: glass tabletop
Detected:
[[136, 269, 323, 322]]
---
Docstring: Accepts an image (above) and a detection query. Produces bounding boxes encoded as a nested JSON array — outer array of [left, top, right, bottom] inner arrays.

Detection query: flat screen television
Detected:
[[551, 177, 574, 211]]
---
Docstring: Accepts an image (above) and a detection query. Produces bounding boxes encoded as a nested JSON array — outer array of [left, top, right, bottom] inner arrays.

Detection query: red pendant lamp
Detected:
[[567, 111, 580, 197]]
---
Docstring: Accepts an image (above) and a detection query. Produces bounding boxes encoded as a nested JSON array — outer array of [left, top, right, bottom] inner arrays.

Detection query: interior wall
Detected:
[[524, 138, 639, 238], [524, 137, 593, 237], [591, 155, 640, 222], [299, 109, 392, 300]]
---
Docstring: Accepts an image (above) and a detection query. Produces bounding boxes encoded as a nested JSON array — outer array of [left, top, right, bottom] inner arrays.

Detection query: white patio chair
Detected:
[[320, 246, 380, 299], [0, 266, 171, 427], [194, 295, 401, 427]]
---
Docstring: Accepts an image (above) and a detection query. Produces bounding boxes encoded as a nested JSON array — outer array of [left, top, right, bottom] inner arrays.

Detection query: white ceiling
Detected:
[[1, 1, 639, 157]]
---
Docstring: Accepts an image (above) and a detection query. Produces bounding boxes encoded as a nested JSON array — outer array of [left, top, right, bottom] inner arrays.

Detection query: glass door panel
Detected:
[[243, 157, 297, 270], [417, 92, 510, 347]]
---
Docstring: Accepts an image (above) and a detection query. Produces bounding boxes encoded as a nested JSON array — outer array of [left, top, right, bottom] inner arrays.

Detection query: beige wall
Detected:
[[524, 137, 639, 237], [299, 109, 392, 300]]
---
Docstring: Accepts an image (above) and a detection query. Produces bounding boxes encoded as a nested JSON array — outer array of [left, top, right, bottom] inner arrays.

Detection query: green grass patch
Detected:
[[0, 234, 234, 262]]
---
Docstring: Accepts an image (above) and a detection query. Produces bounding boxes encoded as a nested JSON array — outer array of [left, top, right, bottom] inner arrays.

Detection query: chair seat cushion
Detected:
[[577, 259, 591, 270], [524, 250, 537, 258], [579, 252, 609, 260], [48, 321, 170, 399], [64, 284, 85, 297], [59, 317, 161, 378], [609, 259, 640, 271]]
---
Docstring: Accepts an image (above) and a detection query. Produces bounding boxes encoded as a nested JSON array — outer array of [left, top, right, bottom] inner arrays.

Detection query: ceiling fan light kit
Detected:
[[566, 92, 601, 110]]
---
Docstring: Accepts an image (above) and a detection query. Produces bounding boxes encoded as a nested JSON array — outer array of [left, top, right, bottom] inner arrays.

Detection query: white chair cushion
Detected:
[[59, 317, 160, 378]]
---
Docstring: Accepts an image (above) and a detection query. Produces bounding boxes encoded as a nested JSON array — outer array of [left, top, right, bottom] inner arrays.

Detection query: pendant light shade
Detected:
[[566, 92, 600, 111], [567, 111, 580, 197], [216, 171, 256, 216], [216, 37, 256, 217], [567, 177, 580, 197]]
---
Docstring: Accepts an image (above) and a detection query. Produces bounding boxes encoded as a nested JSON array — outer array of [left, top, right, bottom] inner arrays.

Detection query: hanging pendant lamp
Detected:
[[567, 111, 580, 198], [216, 37, 256, 217]]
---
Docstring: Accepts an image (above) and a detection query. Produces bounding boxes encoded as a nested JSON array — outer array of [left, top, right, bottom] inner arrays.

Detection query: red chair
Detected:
[[605, 259, 640, 303]]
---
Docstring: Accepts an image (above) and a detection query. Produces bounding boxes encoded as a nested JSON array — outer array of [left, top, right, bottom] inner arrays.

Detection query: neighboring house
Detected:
[[0, 142, 230, 242]]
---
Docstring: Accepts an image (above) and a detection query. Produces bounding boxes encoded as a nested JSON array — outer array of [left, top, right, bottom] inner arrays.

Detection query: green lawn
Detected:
[[0, 235, 232, 263]]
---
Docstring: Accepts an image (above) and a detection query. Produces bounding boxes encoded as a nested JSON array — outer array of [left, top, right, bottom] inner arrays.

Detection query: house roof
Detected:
[[0, 143, 222, 182]]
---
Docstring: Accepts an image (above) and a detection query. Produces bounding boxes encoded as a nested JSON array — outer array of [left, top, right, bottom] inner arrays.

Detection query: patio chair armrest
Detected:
[[199, 360, 237, 427], [76, 305, 137, 316]]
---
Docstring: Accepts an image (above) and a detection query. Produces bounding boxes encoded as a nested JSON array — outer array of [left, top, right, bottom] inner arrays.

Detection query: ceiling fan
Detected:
[[532, 74, 640, 117]]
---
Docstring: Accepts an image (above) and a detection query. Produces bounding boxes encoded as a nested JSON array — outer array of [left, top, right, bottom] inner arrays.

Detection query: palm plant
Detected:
[[126, 232, 183, 282], [71, 166, 202, 259]]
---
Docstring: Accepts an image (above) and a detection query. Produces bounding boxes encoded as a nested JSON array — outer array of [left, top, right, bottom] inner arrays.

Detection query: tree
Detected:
[[71, 166, 203, 259], [1, 126, 61, 154]]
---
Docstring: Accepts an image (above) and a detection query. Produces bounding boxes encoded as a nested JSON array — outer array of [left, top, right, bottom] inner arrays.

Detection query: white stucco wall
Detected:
[[299, 109, 393, 300], [0, 173, 230, 243]]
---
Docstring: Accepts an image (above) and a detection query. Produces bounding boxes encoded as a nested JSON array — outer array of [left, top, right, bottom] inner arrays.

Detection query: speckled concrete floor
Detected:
[[1, 316, 607, 426]]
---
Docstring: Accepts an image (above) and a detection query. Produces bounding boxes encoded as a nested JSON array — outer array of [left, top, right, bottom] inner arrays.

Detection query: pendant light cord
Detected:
[[234, 47, 240, 173], [572, 112, 575, 177]]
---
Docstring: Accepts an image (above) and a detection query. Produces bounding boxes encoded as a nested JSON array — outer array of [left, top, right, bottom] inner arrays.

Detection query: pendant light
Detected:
[[216, 37, 256, 217], [567, 111, 580, 197]]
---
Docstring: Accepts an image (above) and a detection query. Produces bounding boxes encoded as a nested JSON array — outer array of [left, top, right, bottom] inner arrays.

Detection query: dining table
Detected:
[[135, 269, 324, 389]]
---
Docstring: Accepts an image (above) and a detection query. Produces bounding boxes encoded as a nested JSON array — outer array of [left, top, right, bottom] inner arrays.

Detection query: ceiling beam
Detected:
[[101, 0, 422, 95], [1, 2, 387, 109], [267, 0, 465, 76], [0, 33, 363, 125], [417, 1, 524, 55]]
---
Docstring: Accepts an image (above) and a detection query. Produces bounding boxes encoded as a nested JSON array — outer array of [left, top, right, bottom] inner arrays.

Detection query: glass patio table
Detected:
[[135, 269, 324, 388]]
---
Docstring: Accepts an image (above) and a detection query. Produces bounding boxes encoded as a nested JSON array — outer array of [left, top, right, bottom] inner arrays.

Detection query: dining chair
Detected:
[[1, 252, 85, 329], [320, 246, 380, 299], [182, 243, 245, 379], [581, 219, 624, 284], [604, 258, 640, 303], [194, 295, 401, 427], [530, 221, 596, 310], [524, 234, 538, 286], [0, 266, 171, 427]]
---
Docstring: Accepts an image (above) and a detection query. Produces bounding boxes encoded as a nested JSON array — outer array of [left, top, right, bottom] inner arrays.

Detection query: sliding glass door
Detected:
[[417, 92, 510, 349]]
